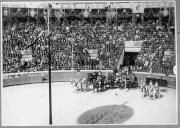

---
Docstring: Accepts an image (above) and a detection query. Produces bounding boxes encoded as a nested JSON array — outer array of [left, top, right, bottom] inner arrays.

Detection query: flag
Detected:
[[84, 9, 89, 17], [54, 9, 64, 22], [38, 31, 44, 38], [106, 5, 117, 24], [25, 31, 44, 49], [132, 3, 144, 13], [105, 4, 110, 12], [151, 45, 162, 60], [43, 4, 52, 24], [83, 5, 91, 17]]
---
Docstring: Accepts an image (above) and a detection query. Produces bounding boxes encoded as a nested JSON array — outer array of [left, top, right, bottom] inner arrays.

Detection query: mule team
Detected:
[[71, 70, 160, 100], [71, 70, 138, 92]]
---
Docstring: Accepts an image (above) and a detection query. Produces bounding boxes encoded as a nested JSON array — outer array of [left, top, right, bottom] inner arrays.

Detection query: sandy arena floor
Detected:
[[1, 82, 177, 126]]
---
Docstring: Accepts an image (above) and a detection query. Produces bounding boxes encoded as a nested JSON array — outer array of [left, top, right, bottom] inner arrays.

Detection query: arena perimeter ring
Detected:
[[2, 70, 176, 125], [3, 70, 176, 88]]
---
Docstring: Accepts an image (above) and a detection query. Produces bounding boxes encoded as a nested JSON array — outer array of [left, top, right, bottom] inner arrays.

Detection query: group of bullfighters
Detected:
[[139, 80, 160, 100]]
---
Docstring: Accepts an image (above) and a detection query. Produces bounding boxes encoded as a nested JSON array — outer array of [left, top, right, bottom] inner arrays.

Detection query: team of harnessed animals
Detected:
[[71, 71, 138, 92], [71, 71, 160, 99]]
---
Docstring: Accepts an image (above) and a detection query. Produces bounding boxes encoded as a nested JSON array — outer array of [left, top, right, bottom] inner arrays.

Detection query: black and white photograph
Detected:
[[1, 0, 178, 126]]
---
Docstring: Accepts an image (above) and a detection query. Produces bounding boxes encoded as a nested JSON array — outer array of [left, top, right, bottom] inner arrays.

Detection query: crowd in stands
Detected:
[[3, 12, 175, 75], [134, 22, 175, 75]]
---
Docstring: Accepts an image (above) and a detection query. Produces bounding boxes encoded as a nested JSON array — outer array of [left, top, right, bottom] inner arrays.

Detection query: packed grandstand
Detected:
[[2, 2, 177, 126], [2, 2, 175, 75]]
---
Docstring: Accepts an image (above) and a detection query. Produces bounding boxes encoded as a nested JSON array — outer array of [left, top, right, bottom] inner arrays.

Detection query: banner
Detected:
[[88, 49, 98, 59], [164, 50, 174, 56], [125, 41, 143, 52], [163, 50, 174, 60], [132, 3, 144, 13], [21, 50, 32, 62], [106, 11, 117, 19]]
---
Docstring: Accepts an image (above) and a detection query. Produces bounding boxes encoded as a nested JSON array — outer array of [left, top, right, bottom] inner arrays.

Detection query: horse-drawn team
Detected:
[[71, 69, 160, 100]]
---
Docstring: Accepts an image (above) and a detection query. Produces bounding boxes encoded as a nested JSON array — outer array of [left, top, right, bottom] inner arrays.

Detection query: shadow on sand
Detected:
[[159, 89, 168, 92], [77, 105, 134, 124]]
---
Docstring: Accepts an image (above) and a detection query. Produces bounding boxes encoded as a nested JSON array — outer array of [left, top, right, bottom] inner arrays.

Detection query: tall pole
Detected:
[[159, 3, 162, 26], [168, 7, 171, 27], [27, 8, 29, 23], [141, 13, 144, 23], [72, 40, 74, 69], [116, 7, 117, 29], [8, 8, 11, 26], [47, 3, 52, 125], [37, 8, 39, 24]]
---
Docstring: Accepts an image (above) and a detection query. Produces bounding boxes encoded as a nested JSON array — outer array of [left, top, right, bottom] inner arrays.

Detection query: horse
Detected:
[[93, 75, 102, 92], [80, 77, 89, 91], [93, 73, 106, 92], [104, 73, 114, 89], [70, 77, 83, 91], [114, 74, 125, 89], [70, 78, 79, 87], [71, 75, 91, 92], [87, 73, 95, 85]]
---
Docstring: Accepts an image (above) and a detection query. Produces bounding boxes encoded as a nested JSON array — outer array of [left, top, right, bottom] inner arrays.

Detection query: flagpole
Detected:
[[47, 3, 52, 125], [72, 39, 74, 69], [116, 7, 117, 29]]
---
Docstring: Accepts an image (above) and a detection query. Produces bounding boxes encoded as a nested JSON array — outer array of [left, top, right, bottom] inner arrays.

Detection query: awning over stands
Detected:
[[2, 1, 175, 9]]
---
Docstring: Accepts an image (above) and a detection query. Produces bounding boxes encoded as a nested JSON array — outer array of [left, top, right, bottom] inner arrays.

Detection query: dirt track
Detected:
[[2, 82, 177, 126]]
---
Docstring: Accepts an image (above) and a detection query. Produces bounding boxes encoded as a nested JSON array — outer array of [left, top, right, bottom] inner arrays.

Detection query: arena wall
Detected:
[[3, 71, 176, 88]]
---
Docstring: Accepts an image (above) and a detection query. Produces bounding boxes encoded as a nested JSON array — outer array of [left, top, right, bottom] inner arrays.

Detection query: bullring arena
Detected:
[[2, 70, 177, 125], [1, 1, 177, 126]]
